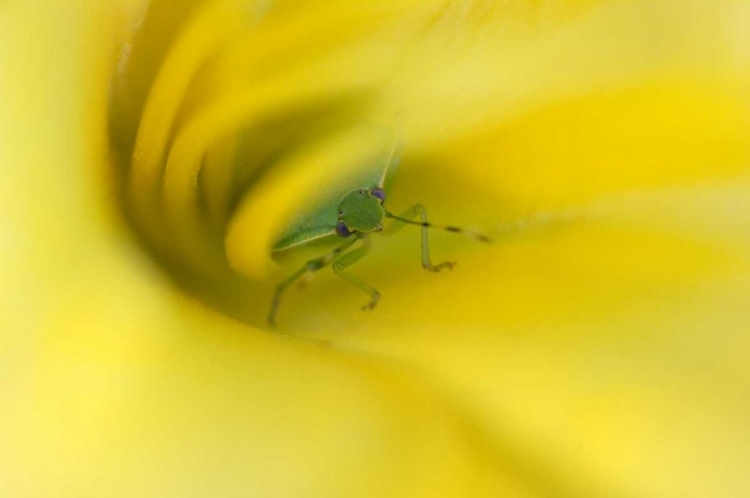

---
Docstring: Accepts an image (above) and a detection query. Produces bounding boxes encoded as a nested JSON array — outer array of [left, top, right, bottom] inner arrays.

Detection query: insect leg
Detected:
[[383, 204, 455, 272], [268, 236, 359, 326], [332, 235, 381, 311]]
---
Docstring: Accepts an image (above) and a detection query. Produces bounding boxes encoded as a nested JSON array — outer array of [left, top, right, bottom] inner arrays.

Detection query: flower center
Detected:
[[108, 1, 403, 327]]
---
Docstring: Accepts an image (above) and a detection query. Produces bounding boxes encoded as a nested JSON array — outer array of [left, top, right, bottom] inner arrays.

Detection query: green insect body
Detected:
[[268, 144, 488, 326]]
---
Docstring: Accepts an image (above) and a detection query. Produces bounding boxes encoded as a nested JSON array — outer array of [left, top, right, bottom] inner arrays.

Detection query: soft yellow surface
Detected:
[[2, 1, 750, 497]]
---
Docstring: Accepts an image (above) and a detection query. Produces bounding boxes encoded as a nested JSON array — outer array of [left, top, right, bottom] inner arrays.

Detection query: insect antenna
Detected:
[[378, 135, 401, 187], [384, 210, 492, 243]]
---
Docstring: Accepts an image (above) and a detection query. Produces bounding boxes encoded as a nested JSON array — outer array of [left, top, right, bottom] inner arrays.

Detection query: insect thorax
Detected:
[[338, 189, 385, 233]]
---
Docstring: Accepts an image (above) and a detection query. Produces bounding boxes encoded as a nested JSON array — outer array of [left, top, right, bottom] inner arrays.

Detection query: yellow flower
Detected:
[[3, 0, 750, 496]]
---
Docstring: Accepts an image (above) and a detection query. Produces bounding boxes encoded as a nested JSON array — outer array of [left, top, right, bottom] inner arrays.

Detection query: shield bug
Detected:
[[268, 141, 490, 326]]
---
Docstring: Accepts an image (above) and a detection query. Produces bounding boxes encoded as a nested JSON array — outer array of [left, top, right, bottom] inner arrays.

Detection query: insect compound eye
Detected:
[[369, 187, 386, 203], [336, 221, 353, 238]]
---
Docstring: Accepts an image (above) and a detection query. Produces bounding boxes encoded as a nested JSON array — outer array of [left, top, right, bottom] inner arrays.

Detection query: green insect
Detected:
[[268, 143, 489, 326]]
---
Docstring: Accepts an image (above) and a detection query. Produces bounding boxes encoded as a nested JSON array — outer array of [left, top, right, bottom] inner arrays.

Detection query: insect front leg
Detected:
[[332, 235, 381, 311], [268, 236, 359, 326], [383, 204, 455, 272]]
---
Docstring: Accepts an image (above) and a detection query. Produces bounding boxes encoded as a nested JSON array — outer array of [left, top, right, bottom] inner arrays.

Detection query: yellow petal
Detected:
[[1, 1, 543, 496], [5, 0, 750, 496]]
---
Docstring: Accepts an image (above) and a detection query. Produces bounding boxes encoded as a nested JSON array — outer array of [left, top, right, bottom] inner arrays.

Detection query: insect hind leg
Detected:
[[268, 237, 359, 327], [332, 235, 380, 311]]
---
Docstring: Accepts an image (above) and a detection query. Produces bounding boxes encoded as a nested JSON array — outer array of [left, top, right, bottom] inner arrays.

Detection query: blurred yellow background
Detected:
[[2, 1, 750, 496]]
